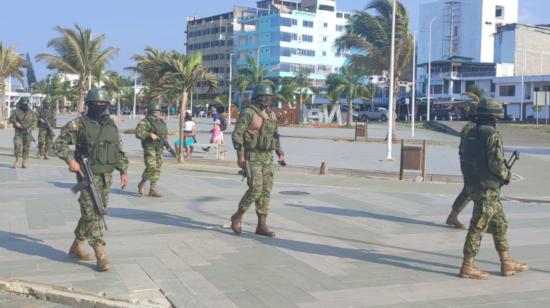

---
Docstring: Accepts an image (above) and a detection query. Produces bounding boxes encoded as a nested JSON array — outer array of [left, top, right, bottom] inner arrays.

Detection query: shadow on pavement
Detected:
[[108, 207, 224, 231], [47, 181, 140, 197], [0, 231, 95, 269], [285, 203, 445, 229]]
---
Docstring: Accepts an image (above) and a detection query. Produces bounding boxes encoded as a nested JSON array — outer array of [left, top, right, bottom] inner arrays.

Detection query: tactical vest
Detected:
[[15, 110, 34, 129], [38, 109, 55, 129], [143, 116, 168, 149], [243, 105, 280, 152], [76, 115, 120, 174], [461, 125, 502, 190]]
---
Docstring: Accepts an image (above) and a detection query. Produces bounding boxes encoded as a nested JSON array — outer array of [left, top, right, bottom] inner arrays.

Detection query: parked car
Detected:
[[432, 109, 460, 121], [357, 107, 388, 121]]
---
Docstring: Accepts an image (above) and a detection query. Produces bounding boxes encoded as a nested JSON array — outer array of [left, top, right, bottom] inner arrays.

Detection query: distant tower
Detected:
[[441, 0, 461, 59]]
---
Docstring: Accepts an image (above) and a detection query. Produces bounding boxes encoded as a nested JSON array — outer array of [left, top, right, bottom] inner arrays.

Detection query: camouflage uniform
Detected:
[[37, 104, 56, 158], [459, 98, 527, 279], [55, 114, 128, 246], [135, 103, 167, 197], [8, 102, 37, 166], [231, 84, 284, 237]]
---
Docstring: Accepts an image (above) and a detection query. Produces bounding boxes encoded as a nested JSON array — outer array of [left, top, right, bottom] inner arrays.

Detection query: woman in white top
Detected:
[[183, 113, 196, 159]]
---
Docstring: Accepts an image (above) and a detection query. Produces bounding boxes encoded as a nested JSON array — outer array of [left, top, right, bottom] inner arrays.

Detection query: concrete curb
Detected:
[[0, 278, 172, 308]]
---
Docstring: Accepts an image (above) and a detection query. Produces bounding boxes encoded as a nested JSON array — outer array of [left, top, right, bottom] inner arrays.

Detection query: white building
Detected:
[[418, 0, 518, 65], [493, 75, 550, 120]]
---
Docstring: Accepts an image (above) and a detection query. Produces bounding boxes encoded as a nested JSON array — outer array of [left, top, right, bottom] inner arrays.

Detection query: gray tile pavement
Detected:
[[0, 153, 549, 307]]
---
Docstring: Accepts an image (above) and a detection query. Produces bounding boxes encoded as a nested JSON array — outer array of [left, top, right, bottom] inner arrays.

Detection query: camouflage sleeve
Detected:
[[115, 135, 129, 174], [30, 111, 38, 129], [274, 124, 284, 156], [232, 109, 253, 157], [8, 112, 17, 126], [135, 119, 152, 140], [486, 131, 510, 182], [55, 119, 80, 165]]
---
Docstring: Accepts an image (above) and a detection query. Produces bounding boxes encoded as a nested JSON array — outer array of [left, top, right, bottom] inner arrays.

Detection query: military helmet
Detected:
[[41, 99, 50, 106], [148, 102, 161, 112], [477, 97, 504, 118], [252, 84, 273, 98], [85, 87, 111, 103]]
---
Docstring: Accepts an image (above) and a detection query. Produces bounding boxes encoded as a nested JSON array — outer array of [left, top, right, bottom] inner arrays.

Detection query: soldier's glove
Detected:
[[503, 173, 512, 186]]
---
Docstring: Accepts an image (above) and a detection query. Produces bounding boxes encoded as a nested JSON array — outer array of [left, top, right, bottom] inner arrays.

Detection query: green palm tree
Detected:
[[464, 85, 486, 103], [293, 70, 312, 122], [149, 51, 217, 162], [103, 71, 127, 117], [336, 0, 413, 135], [36, 24, 119, 113], [0, 42, 27, 121], [275, 76, 297, 107], [128, 46, 170, 100], [215, 94, 229, 112], [232, 73, 252, 109], [326, 66, 369, 126]]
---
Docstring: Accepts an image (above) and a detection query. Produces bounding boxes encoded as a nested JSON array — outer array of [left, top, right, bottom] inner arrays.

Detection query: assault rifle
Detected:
[[39, 117, 56, 137], [70, 157, 108, 230], [15, 115, 37, 145], [506, 151, 520, 169], [145, 118, 176, 157]]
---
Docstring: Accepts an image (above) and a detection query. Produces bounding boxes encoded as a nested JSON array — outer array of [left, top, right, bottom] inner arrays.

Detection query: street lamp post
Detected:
[[426, 17, 437, 122], [412, 32, 416, 137], [132, 71, 137, 119], [386, 0, 397, 160], [228, 53, 235, 126]]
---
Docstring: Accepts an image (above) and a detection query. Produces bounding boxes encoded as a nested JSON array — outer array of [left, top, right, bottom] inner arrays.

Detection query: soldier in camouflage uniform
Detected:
[[231, 84, 286, 237], [446, 105, 477, 229], [135, 102, 167, 197], [459, 98, 527, 279], [37, 99, 56, 159], [55, 88, 129, 272], [8, 98, 37, 168]]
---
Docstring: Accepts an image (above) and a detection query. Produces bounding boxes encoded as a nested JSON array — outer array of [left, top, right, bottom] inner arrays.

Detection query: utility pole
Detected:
[[386, 0, 397, 160]]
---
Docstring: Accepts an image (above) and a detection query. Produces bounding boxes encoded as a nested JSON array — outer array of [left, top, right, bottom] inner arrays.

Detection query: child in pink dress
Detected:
[[211, 119, 223, 144]]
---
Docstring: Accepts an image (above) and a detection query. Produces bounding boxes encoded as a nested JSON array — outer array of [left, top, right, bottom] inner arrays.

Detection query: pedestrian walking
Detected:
[[55, 88, 129, 272], [183, 113, 196, 159], [136, 102, 167, 197], [9, 98, 37, 168], [458, 98, 527, 279], [37, 99, 56, 160], [230, 84, 286, 237]]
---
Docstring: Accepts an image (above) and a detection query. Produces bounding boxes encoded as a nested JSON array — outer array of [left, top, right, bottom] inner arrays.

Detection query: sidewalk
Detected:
[[0, 154, 549, 307]]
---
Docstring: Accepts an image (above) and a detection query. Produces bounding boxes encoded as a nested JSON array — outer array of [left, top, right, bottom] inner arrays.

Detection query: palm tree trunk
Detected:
[[347, 98, 353, 126], [178, 90, 188, 163], [0, 80, 5, 121], [117, 99, 121, 118], [78, 77, 86, 113]]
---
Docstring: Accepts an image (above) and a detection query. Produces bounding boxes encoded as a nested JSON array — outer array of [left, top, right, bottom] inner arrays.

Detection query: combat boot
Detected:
[[445, 210, 467, 229], [137, 178, 147, 196], [230, 208, 246, 235], [459, 255, 489, 279], [43, 150, 49, 160], [68, 239, 94, 261], [13, 158, 21, 168], [21, 159, 28, 169], [499, 250, 528, 276], [92, 244, 111, 272], [148, 183, 162, 197], [255, 212, 275, 237]]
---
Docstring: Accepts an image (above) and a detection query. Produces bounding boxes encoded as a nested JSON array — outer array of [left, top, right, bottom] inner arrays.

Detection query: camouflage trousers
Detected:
[[141, 147, 163, 183], [238, 151, 274, 215], [13, 131, 33, 159], [463, 189, 509, 257], [38, 128, 54, 155], [76, 173, 112, 246], [452, 185, 472, 213]]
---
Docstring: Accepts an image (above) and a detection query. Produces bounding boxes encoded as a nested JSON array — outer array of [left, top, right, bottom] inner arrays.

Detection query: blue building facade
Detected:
[[234, 0, 351, 87]]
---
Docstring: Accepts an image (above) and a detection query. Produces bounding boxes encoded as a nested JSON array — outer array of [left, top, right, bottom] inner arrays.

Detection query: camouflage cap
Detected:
[[252, 84, 273, 98], [148, 102, 161, 112]]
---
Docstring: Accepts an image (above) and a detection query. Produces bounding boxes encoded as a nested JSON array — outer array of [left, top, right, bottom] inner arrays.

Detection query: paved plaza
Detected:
[[0, 117, 549, 307]]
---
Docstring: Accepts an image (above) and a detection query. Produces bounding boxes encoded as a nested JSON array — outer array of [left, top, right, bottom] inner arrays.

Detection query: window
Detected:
[[453, 80, 461, 94], [319, 5, 335, 12], [302, 34, 313, 42], [465, 81, 475, 92], [303, 20, 314, 28], [336, 25, 344, 32], [336, 12, 343, 18], [280, 17, 293, 27], [281, 32, 297, 42], [323, 22, 328, 28], [292, 19, 298, 26], [491, 82, 496, 93], [499, 85, 516, 97], [496, 6, 504, 18], [344, 13, 351, 19], [322, 51, 327, 56], [323, 36, 327, 42]]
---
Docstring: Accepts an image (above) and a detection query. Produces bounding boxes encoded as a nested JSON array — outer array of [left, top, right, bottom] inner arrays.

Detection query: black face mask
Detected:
[[19, 104, 29, 112], [87, 103, 109, 119], [476, 116, 497, 128], [255, 95, 273, 109]]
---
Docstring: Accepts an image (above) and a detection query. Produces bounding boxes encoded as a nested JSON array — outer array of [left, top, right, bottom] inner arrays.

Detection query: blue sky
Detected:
[[0, 0, 545, 82]]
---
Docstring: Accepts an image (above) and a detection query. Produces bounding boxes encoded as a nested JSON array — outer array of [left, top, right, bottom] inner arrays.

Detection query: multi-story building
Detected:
[[234, 0, 351, 87], [418, 0, 518, 65], [186, 6, 249, 106], [417, 56, 496, 104]]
